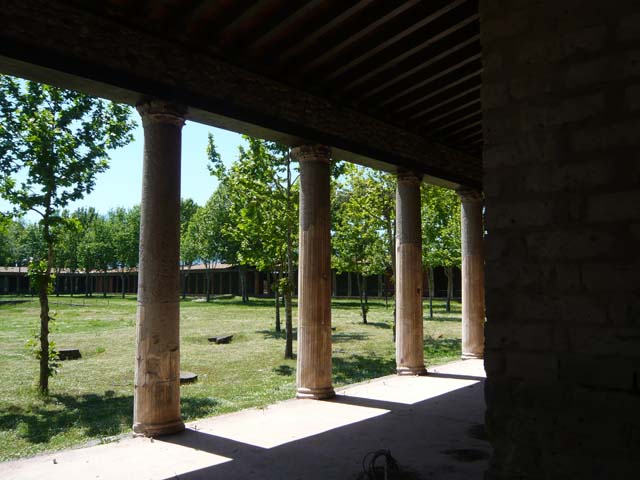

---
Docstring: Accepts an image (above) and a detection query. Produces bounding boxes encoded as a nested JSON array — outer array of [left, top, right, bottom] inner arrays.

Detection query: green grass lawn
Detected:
[[0, 295, 461, 461]]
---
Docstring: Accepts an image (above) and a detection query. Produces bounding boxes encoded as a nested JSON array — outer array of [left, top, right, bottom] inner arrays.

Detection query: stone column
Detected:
[[396, 172, 427, 375], [133, 101, 185, 436], [457, 188, 485, 359], [294, 144, 334, 399]]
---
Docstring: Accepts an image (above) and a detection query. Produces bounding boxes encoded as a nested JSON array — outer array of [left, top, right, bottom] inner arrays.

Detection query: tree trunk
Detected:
[[274, 270, 281, 333], [386, 210, 396, 341], [428, 266, 435, 319], [240, 266, 248, 303], [206, 268, 211, 302], [445, 266, 453, 313], [121, 273, 126, 299], [181, 270, 188, 300], [285, 161, 295, 358], [364, 275, 369, 323], [284, 273, 293, 359], [38, 228, 54, 394], [38, 274, 50, 394], [103, 273, 107, 297], [356, 272, 367, 324]]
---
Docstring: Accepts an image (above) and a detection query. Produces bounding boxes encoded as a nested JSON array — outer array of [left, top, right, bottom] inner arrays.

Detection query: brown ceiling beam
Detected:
[[182, 0, 254, 38], [296, 1, 419, 75], [420, 99, 481, 129], [278, 0, 375, 64], [409, 84, 481, 121], [246, 0, 325, 56], [425, 107, 481, 134], [0, 0, 482, 189], [328, 3, 477, 83], [350, 30, 479, 98], [215, 0, 285, 49], [440, 121, 483, 143], [388, 60, 482, 112]]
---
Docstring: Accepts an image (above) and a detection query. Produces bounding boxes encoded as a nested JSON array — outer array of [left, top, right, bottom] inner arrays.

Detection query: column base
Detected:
[[296, 386, 335, 400], [133, 419, 185, 437], [461, 352, 484, 360], [396, 366, 428, 376]]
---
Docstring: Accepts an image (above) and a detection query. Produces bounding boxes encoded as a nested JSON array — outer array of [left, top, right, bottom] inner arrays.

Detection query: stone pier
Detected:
[[396, 172, 426, 375], [133, 101, 185, 436], [294, 144, 334, 399], [457, 188, 484, 359]]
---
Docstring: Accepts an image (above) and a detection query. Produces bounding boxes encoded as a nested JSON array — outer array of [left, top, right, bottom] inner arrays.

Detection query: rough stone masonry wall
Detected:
[[481, 1, 640, 478]]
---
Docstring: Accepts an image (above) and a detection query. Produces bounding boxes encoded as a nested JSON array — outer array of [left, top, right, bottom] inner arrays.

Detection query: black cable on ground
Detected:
[[359, 449, 400, 480]]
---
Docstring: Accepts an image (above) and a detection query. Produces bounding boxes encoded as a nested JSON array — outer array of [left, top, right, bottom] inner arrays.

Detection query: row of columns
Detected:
[[132, 100, 485, 435]]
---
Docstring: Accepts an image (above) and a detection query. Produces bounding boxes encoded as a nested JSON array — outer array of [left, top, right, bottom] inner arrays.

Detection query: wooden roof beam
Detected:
[[0, 0, 482, 189], [296, 1, 419, 75], [278, 0, 375, 64]]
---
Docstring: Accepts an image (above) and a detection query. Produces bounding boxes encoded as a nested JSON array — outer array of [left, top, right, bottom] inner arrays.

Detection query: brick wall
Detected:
[[482, 1, 640, 478]]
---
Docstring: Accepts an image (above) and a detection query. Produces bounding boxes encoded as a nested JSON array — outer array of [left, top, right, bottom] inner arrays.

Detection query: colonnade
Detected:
[[132, 100, 485, 436]]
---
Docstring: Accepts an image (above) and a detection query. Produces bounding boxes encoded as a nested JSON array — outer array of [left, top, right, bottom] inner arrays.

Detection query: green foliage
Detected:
[[332, 165, 393, 323], [0, 75, 135, 393], [27, 259, 54, 294], [179, 198, 199, 237], [0, 219, 29, 266], [0, 76, 136, 220], [185, 199, 224, 268], [211, 136, 298, 273], [209, 135, 299, 352], [108, 206, 139, 271], [332, 164, 390, 279], [421, 185, 461, 269]]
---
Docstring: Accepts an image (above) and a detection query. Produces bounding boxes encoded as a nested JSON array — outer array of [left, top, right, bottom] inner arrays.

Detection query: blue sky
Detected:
[[1, 111, 246, 223]]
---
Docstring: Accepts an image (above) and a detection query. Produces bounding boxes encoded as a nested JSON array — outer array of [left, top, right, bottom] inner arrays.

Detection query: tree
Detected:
[[185, 198, 225, 302], [332, 164, 388, 324], [210, 135, 298, 359], [53, 212, 81, 295], [90, 215, 116, 297], [421, 185, 461, 317], [179, 198, 199, 299], [109, 206, 140, 298], [0, 219, 27, 266], [74, 207, 101, 297], [0, 76, 135, 393]]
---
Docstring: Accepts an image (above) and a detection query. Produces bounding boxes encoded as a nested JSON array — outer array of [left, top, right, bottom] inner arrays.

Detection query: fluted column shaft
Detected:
[[458, 188, 485, 359], [294, 144, 334, 399], [133, 101, 185, 436], [396, 173, 427, 375]]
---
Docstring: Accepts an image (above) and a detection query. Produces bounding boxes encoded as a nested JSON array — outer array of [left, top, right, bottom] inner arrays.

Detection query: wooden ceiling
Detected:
[[76, 0, 482, 159]]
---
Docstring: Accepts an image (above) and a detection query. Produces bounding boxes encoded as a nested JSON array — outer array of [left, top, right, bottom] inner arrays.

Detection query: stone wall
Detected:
[[482, 1, 640, 478]]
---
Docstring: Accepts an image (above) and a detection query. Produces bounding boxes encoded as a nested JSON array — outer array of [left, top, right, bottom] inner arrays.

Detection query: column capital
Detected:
[[291, 144, 331, 163], [397, 171, 423, 184], [456, 187, 483, 203], [136, 100, 186, 127]]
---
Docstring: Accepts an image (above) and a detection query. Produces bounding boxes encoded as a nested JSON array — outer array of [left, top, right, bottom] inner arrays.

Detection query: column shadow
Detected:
[[159, 378, 490, 479]]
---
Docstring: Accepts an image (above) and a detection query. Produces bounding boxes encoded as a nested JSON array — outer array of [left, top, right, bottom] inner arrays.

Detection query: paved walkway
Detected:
[[2, 359, 490, 479]]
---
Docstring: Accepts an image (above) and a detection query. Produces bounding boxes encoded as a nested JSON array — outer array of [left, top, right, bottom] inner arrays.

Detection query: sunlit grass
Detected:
[[0, 295, 461, 461]]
